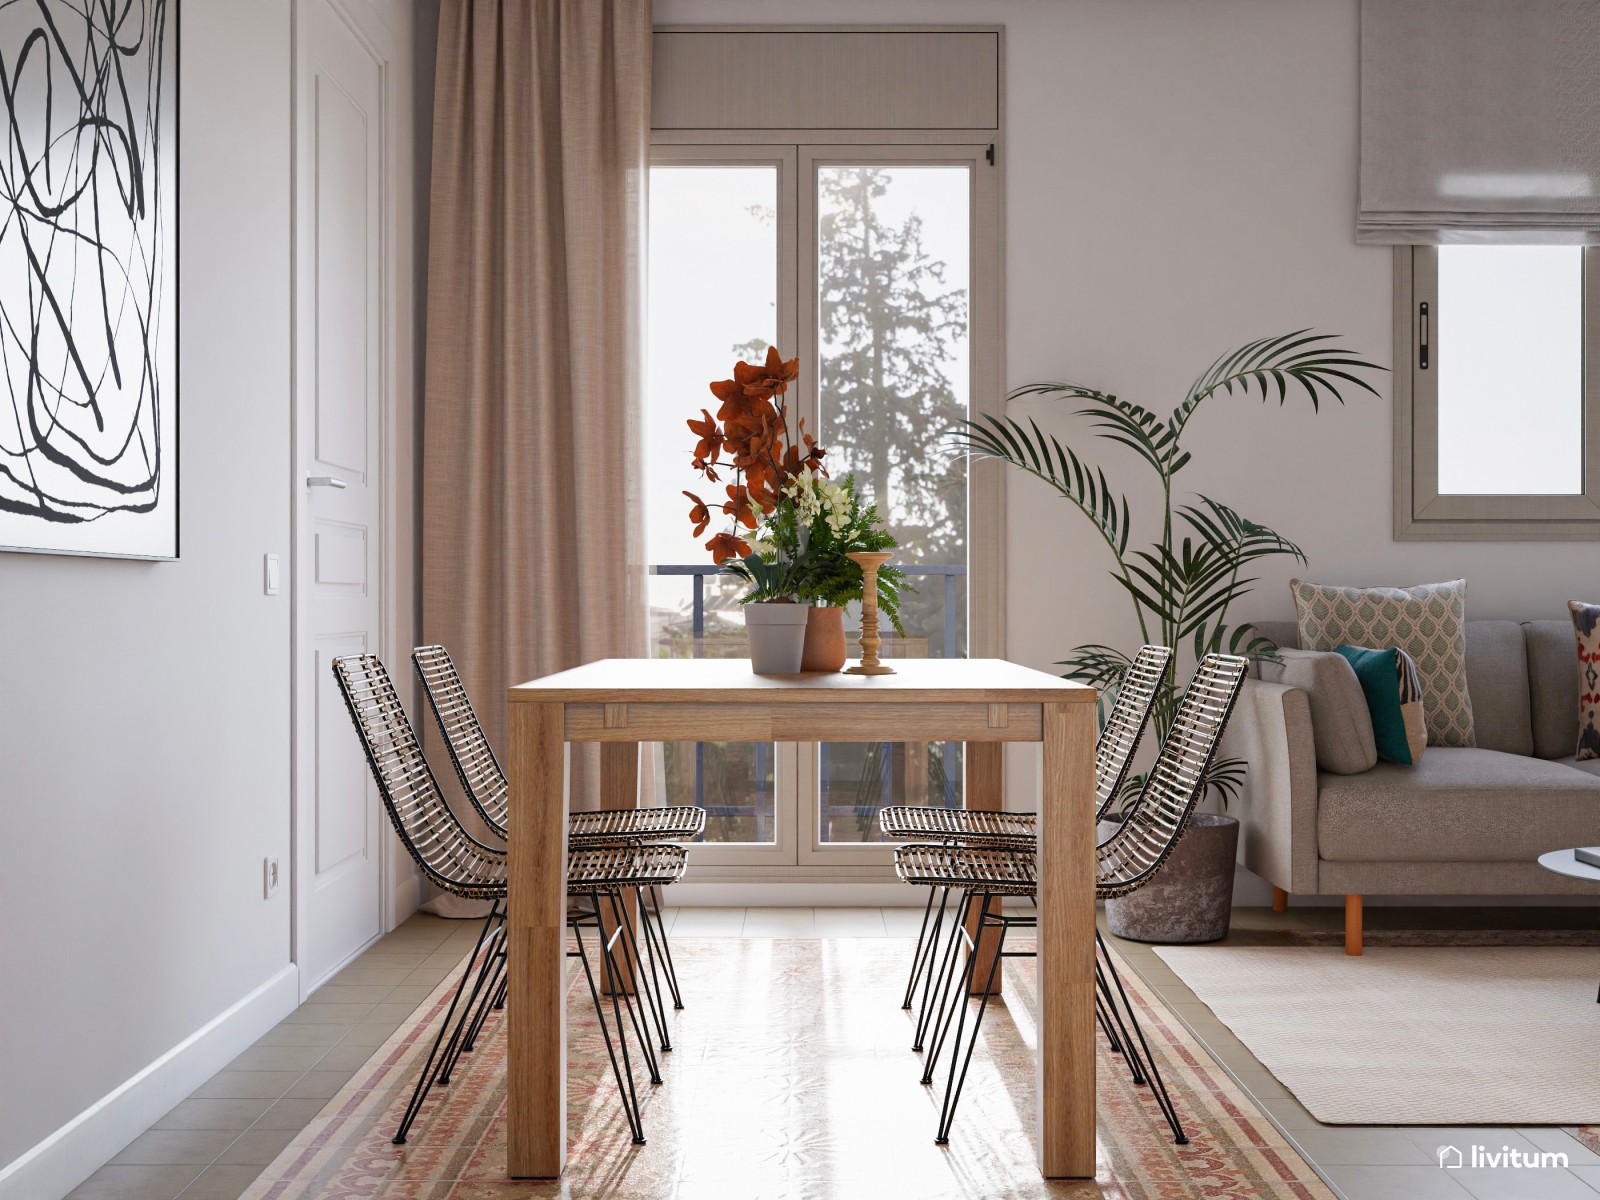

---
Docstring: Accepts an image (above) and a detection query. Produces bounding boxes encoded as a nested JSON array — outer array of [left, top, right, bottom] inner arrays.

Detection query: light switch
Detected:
[[264, 553, 281, 596]]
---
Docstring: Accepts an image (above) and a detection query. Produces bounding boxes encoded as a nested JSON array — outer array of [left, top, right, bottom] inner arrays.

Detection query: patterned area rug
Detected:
[[241, 938, 1334, 1199]]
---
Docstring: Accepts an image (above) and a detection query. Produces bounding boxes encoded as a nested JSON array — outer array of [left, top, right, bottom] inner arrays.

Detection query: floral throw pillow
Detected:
[[1569, 600, 1600, 760], [1290, 578, 1475, 748]]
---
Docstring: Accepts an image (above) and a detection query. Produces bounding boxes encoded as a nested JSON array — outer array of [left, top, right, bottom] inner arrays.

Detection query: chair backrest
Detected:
[[1094, 645, 1173, 820], [1096, 653, 1249, 898], [412, 645, 510, 836], [331, 654, 506, 898]]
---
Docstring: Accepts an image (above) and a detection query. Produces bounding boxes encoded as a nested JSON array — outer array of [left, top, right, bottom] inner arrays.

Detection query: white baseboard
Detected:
[[389, 868, 421, 930], [0, 964, 300, 1200], [666, 882, 929, 907]]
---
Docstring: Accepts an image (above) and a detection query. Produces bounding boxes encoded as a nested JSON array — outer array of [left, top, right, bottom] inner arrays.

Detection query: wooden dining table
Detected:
[[505, 657, 1098, 1179]]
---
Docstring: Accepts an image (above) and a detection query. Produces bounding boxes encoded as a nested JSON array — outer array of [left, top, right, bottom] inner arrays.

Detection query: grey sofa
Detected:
[[1224, 618, 1600, 954]]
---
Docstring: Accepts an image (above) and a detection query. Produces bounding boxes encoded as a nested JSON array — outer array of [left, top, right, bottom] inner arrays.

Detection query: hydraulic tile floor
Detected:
[[64, 906, 1600, 1200]]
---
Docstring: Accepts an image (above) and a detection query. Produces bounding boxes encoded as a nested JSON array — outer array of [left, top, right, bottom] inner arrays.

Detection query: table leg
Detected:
[[598, 742, 641, 995], [506, 702, 567, 1178], [1038, 701, 1097, 1178], [965, 742, 1004, 997]]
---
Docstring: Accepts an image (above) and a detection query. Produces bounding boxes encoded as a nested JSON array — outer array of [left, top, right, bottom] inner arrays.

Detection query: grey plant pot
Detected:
[[744, 602, 811, 674], [1103, 813, 1240, 944]]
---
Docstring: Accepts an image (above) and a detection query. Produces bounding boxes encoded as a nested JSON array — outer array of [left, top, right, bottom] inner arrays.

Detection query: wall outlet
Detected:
[[263, 553, 280, 596], [264, 856, 281, 899]]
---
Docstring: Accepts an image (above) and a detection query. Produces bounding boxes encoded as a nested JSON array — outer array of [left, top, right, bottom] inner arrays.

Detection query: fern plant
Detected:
[[946, 331, 1385, 811]]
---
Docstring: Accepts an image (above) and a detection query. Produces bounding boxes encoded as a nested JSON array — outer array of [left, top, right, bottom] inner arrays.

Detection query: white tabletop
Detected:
[[1537, 848, 1600, 884]]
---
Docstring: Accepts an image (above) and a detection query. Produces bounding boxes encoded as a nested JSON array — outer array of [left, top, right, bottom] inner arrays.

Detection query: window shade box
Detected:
[[652, 31, 999, 131]]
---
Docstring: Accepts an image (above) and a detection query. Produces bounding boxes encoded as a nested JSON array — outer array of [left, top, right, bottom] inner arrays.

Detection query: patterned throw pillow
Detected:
[[1290, 578, 1475, 748], [1568, 600, 1600, 760], [1334, 645, 1427, 765]]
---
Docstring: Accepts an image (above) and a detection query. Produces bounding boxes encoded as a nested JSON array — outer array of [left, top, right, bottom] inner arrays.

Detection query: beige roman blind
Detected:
[[1359, 0, 1600, 243], [652, 30, 998, 130]]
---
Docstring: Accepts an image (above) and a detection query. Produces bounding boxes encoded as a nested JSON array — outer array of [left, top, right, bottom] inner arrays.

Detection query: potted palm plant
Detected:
[[947, 330, 1383, 941]]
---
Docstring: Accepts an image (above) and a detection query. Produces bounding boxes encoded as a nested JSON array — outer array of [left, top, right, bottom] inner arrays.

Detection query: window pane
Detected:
[[1437, 245, 1583, 496], [815, 165, 971, 842], [646, 165, 778, 843]]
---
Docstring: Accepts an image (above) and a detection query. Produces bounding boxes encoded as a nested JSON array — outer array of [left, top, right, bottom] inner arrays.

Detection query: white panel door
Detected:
[[295, 0, 390, 993]]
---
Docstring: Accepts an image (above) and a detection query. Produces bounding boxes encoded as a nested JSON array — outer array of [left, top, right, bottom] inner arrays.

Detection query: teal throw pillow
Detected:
[[1334, 645, 1427, 765]]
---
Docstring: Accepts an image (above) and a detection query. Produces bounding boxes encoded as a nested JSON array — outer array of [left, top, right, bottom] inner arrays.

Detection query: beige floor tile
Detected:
[[880, 906, 934, 936], [1325, 1163, 1475, 1200], [813, 908, 887, 936], [226, 1042, 331, 1073], [252, 1023, 349, 1049], [670, 907, 746, 935], [384, 982, 443, 1006], [152, 1098, 273, 1131], [1286, 1127, 1433, 1166], [251, 1097, 333, 1130], [189, 1071, 303, 1100], [367, 1000, 429, 1024], [317, 1039, 391, 1070], [327, 962, 412, 987], [1225, 1065, 1290, 1099], [285, 1069, 356, 1100], [176, 1163, 277, 1200], [1525, 1127, 1600, 1167], [66, 1164, 202, 1199], [279, 1002, 372, 1025], [1569, 1163, 1600, 1191], [1449, 1165, 1598, 1200], [743, 907, 815, 936], [215, 1125, 300, 1166], [336, 1021, 404, 1050], [305, 982, 395, 1006], [110, 1127, 236, 1165]]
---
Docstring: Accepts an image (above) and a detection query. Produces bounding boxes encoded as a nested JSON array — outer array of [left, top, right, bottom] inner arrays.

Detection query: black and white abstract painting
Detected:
[[0, 0, 177, 558]]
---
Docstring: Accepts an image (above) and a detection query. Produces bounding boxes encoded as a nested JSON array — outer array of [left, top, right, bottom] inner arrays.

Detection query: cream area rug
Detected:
[[1155, 944, 1600, 1125]]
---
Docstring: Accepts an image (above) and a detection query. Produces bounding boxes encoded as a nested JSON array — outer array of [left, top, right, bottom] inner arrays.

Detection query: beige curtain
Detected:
[[422, 0, 650, 815]]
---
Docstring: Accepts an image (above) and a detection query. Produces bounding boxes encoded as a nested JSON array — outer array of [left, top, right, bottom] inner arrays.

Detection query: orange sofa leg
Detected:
[[1344, 895, 1363, 956], [1272, 886, 1288, 913]]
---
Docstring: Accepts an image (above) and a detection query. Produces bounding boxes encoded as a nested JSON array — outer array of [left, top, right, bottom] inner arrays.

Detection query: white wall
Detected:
[[657, 0, 1600, 900], [0, 0, 293, 1176], [657, 0, 1600, 649]]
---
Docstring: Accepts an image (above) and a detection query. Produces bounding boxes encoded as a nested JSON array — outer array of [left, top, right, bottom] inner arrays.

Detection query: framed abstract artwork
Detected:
[[0, 0, 178, 558]]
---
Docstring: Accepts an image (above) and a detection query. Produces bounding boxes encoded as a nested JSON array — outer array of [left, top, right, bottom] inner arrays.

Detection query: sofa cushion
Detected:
[[1290, 578, 1476, 748], [1464, 620, 1534, 757], [1527, 619, 1581, 760], [1259, 649, 1377, 774], [1317, 748, 1600, 863]]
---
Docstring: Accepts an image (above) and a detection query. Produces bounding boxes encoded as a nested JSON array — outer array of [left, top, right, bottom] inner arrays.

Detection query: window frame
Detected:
[[1394, 244, 1600, 540]]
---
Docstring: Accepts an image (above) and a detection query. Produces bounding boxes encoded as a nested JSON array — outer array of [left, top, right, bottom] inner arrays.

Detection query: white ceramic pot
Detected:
[[744, 602, 811, 674]]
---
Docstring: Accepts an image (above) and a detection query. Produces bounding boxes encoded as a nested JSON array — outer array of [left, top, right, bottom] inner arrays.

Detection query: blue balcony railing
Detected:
[[649, 563, 967, 837]]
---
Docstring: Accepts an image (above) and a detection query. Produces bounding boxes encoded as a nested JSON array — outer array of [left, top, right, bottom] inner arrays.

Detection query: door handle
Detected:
[[306, 476, 348, 489]]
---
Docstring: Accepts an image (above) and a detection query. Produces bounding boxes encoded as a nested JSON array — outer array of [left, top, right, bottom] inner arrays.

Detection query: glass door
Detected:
[[645, 143, 996, 876], [645, 148, 799, 867], [798, 148, 981, 864]]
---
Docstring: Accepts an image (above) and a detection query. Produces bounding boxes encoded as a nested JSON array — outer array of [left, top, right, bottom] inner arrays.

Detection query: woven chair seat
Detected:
[[893, 844, 1037, 897], [569, 806, 705, 844], [879, 805, 1037, 849], [567, 843, 687, 891]]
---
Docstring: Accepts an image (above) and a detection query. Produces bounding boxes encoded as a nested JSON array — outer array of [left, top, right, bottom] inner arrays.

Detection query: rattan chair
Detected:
[[333, 653, 686, 1146], [898, 652, 1248, 1146], [880, 644, 1173, 1023], [412, 645, 704, 1009]]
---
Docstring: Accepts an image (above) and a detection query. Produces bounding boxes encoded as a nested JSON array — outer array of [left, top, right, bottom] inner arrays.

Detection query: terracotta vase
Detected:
[[801, 606, 847, 672]]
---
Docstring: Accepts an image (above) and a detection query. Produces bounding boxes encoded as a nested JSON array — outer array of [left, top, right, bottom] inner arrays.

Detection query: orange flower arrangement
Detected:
[[683, 346, 826, 564]]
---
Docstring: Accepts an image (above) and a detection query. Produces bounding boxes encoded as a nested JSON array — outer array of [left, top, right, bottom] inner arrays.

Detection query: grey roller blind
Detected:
[[652, 31, 999, 131], [1359, 0, 1600, 243]]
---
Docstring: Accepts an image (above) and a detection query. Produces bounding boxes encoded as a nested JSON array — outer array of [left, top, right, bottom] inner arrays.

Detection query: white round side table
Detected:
[[1537, 848, 1600, 1003]]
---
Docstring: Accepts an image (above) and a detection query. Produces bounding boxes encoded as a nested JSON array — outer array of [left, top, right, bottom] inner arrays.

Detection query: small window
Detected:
[[1395, 245, 1600, 539]]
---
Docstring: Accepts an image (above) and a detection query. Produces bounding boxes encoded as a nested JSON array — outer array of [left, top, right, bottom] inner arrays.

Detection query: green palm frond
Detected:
[[1055, 644, 1133, 689], [946, 414, 1131, 556], [1172, 330, 1386, 444], [1180, 495, 1307, 567]]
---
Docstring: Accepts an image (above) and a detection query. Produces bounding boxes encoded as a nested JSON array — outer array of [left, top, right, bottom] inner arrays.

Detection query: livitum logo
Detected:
[[1436, 1144, 1570, 1170]]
